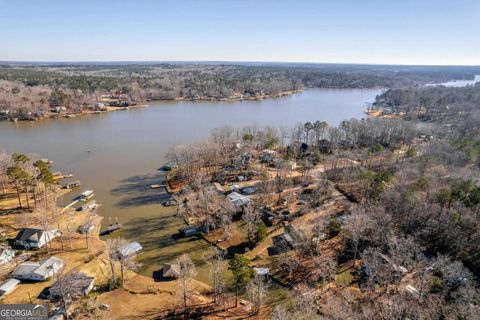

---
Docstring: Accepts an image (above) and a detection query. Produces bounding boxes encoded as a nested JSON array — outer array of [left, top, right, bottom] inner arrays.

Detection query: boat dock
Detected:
[[99, 223, 123, 236]]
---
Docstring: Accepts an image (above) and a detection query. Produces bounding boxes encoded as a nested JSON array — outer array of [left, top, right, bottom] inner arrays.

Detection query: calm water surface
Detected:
[[0, 88, 381, 282]]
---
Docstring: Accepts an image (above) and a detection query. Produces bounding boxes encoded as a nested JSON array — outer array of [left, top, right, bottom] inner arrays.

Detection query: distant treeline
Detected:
[[0, 63, 479, 116], [375, 82, 480, 131]]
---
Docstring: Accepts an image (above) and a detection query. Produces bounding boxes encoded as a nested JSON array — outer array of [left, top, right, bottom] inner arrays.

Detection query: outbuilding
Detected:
[[162, 263, 180, 279], [118, 241, 143, 259], [0, 279, 20, 296]]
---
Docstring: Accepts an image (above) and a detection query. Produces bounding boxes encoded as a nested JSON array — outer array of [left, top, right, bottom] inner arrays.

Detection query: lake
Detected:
[[0, 88, 381, 282], [426, 74, 480, 87]]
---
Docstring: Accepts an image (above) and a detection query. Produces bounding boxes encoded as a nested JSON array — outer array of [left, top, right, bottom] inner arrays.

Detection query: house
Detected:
[[14, 228, 60, 249], [117, 241, 142, 259], [94, 102, 107, 111], [12, 256, 64, 281], [260, 149, 277, 163], [270, 225, 306, 255], [262, 210, 282, 226], [162, 263, 180, 279], [0, 245, 15, 265], [49, 272, 95, 300], [227, 192, 252, 209], [51, 106, 67, 113], [0, 279, 20, 297]]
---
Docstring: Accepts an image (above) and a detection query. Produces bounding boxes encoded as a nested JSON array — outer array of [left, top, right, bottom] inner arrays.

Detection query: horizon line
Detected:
[[1, 59, 479, 68]]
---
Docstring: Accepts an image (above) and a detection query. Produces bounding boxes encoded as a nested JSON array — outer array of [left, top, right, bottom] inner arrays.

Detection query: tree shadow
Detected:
[[111, 172, 169, 208], [121, 214, 212, 270]]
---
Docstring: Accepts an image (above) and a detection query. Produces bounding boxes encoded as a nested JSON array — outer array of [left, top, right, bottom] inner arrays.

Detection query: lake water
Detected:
[[0, 88, 381, 281], [426, 74, 480, 87]]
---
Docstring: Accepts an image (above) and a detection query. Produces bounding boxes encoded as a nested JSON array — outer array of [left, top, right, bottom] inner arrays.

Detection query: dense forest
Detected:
[[159, 104, 480, 318], [0, 63, 479, 119], [375, 82, 480, 131]]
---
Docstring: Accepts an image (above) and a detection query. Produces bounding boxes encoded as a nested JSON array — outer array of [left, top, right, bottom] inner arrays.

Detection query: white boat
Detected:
[[80, 190, 94, 200], [77, 200, 97, 212]]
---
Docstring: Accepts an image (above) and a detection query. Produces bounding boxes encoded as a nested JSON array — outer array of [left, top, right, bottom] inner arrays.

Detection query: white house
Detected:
[[14, 228, 60, 249], [12, 256, 65, 281]]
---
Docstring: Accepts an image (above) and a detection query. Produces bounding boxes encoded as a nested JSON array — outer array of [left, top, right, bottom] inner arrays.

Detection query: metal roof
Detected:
[[0, 278, 20, 293], [118, 242, 142, 259]]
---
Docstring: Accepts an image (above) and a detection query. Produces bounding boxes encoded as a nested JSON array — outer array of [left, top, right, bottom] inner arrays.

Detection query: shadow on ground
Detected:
[[111, 172, 169, 208]]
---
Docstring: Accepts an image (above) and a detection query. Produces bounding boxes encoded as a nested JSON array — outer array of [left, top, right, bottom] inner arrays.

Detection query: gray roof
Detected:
[[227, 192, 252, 208], [12, 256, 64, 279], [15, 228, 44, 242], [12, 262, 40, 277], [162, 263, 180, 278], [50, 272, 94, 299]]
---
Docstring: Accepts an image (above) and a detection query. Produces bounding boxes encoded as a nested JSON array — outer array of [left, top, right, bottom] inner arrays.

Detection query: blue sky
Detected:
[[0, 0, 479, 65]]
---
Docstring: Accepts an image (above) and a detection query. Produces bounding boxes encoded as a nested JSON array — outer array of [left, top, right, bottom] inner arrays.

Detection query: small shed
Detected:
[[180, 226, 199, 237], [118, 242, 143, 259], [162, 263, 180, 279], [0, 279, 20, 296]]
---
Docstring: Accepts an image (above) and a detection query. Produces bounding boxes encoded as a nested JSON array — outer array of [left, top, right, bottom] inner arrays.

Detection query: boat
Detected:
[[150, 184, 163, 189], [76, 200, 97, 212], [160, 162, 177, 171], [63, 180, 81, 189], [40, 158, 53, 165], [99, 223, 123, 236], [162, 199, 177, 207], [80, 190, 94, 200]]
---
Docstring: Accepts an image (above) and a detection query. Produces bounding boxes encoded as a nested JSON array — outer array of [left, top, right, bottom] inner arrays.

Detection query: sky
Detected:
[[0, 0, 479, 65]]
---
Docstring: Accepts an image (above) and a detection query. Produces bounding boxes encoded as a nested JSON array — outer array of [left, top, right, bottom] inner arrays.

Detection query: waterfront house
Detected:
[[14, 228, 60, 249], [227, 192, 252, 209], [12, 256, 64, 281], [0, 245, 15, 265], [162, 263, 180, 279], [0, 279, 20, 297], [117, 241, 142, 259], [49, 272, 95, 300], [51, 106, 67, 113], [94, 102, 107, 111]]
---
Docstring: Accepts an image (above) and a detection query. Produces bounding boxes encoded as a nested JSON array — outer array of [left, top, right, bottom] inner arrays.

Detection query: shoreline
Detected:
[[1, 89, 304, 123]]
